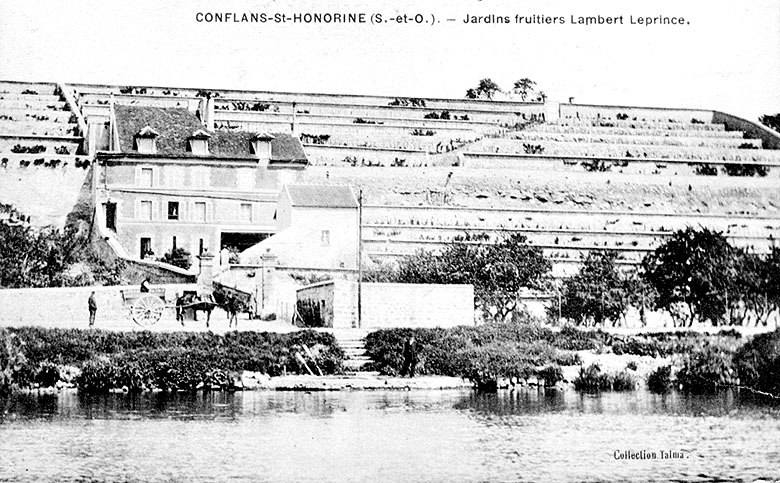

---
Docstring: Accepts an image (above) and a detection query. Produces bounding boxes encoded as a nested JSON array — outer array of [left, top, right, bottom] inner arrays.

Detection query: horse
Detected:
[[176, 293, 217, 327]]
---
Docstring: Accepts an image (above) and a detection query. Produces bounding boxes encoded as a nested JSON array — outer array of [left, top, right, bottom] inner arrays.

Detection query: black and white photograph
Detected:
[[1, 0, 779, 481]]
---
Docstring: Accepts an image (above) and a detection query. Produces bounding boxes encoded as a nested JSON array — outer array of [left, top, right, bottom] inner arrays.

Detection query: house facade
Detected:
[[240, 184, 360, 270], [95, 105, 308, 264]]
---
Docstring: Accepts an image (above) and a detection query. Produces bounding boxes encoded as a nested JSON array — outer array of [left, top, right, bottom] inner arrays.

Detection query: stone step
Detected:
[[0, 82, 57, 95], [339, 340, 366, 347]]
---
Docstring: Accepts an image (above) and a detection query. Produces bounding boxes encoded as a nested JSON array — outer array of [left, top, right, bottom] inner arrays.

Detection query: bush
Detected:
[[158, 247, 192, 270], [734, 329, 780, 396], [573, 364, 636, 391], [0, 328, 345, 392], [611, 370, 637, 391], [676, 345, 738, 392], [364, 321, 582, 382], [537, 365, 563, 387], [76, 359, 118, 393], [573, 364, 612, 391], [647, 365, 673, 393]]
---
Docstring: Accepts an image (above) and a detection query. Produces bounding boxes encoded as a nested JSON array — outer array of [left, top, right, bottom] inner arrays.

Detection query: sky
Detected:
[[1, 0, 779, 121]]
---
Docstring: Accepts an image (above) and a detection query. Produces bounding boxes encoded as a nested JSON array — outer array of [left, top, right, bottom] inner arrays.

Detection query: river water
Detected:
[[1, 388, 779, 482]]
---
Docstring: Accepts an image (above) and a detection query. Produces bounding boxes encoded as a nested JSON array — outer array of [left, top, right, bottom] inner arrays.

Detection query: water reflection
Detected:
[[2, 387, 780, 423], [0, 388, 779, 483]]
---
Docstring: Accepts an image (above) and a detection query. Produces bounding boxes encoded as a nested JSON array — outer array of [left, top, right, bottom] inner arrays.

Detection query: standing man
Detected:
[[88, 291, 97, 327], [400, 336, 418, 378]]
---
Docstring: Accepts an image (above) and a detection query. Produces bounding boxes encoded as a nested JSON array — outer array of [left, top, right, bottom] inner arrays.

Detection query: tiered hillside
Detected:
[[464, 108, 780, 175], [0, 81, 89, 227], [4, 80, 778, 276], [71, 83, 545, 167]]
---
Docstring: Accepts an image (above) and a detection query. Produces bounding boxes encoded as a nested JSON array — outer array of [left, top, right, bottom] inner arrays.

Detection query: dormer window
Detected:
[[250, 132, 275, 160], [134, 126, 159, 154], [188, 129, 211, 155]]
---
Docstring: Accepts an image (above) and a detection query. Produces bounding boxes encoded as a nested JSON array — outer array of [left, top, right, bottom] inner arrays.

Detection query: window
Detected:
[[167, 201, 179, 220], [139, 201, 152, 221], [194, 202, 206, 222], [140, 237, 152, 258], [240, 203, 252, 223], [321, 230, 330, 246], [140, 168, 153, 188]]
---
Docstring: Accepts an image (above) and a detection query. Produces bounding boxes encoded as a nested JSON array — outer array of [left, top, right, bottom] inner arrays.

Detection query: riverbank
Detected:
[[2, 324, 779, 396]]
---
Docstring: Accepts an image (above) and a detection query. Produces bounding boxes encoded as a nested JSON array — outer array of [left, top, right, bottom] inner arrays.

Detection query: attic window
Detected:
[[250, 132, 275, 158], [135, 126, 159, 154], [188, 129, 211, 155]]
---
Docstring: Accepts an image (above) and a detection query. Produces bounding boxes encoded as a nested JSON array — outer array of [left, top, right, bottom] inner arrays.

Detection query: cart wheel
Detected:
[[131, 295, 165, 326]]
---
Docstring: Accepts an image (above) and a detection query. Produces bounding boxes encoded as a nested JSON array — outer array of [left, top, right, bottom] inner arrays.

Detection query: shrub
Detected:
[[734, 329, 780, 396], [611, 370, 637, 391], [76, 359, 118, 393], [647, 365, 673, 393], [0, 328, 345, 392], [723, 163, 769, 177], [581, 159, 611, 172], [693, 163, 718, 176], [573, 364, 635, 391], [573, 364, 612, 391], [537, 365, 563, 386], [158, 247, 192, 270], [676, 345, 737, 392]]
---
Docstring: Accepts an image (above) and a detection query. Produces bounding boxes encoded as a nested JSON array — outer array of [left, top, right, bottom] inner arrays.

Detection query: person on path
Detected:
[[88, 291, 97, 327], [400, 336, 417, 378]]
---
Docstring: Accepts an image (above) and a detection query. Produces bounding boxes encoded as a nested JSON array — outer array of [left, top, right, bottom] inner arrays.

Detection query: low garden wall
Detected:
[[0, 284, 195, 327]]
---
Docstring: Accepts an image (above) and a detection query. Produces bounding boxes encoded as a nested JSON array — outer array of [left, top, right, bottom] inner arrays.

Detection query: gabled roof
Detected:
[[114, 105, 307, 163], [284, 185, 358, 208]]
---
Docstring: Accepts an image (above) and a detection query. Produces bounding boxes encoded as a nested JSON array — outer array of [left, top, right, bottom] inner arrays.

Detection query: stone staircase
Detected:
[[332, 329, 373, 372]]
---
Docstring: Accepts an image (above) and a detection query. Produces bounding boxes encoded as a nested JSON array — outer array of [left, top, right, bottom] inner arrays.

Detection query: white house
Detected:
[[241, 184, 359, 270]]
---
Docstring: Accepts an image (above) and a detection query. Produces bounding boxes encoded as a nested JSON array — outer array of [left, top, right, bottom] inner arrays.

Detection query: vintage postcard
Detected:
[[0, 0, 779, 481]]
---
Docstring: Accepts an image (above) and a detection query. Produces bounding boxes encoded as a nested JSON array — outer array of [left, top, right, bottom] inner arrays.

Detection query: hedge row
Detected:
[[0, 328, 345, 393]]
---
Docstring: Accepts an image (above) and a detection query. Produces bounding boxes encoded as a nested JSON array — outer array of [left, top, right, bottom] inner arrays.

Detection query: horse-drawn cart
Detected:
[[121, 288, 168, 326]]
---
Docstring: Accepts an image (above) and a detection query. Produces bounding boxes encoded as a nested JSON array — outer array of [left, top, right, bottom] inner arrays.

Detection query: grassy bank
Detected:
[[0, 328, 344, 393], [364, 321, 777, 395]]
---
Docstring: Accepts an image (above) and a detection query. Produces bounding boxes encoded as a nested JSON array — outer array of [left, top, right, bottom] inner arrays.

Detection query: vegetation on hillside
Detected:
[[0, 209, 124, 288], [465, 77, 546, 102], [759, 113, 780, 132]]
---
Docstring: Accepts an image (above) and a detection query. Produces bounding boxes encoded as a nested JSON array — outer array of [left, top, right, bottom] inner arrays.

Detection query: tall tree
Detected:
[[513, 78, 536, 101], [555, 250, 630, 326], [641, 227, 737, 326], [395, 233, 551, 322]]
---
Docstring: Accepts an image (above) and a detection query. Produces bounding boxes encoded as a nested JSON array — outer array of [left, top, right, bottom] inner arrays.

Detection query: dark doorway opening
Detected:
[[220, 232, 271, 253], [140, 237, 152, 258]]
